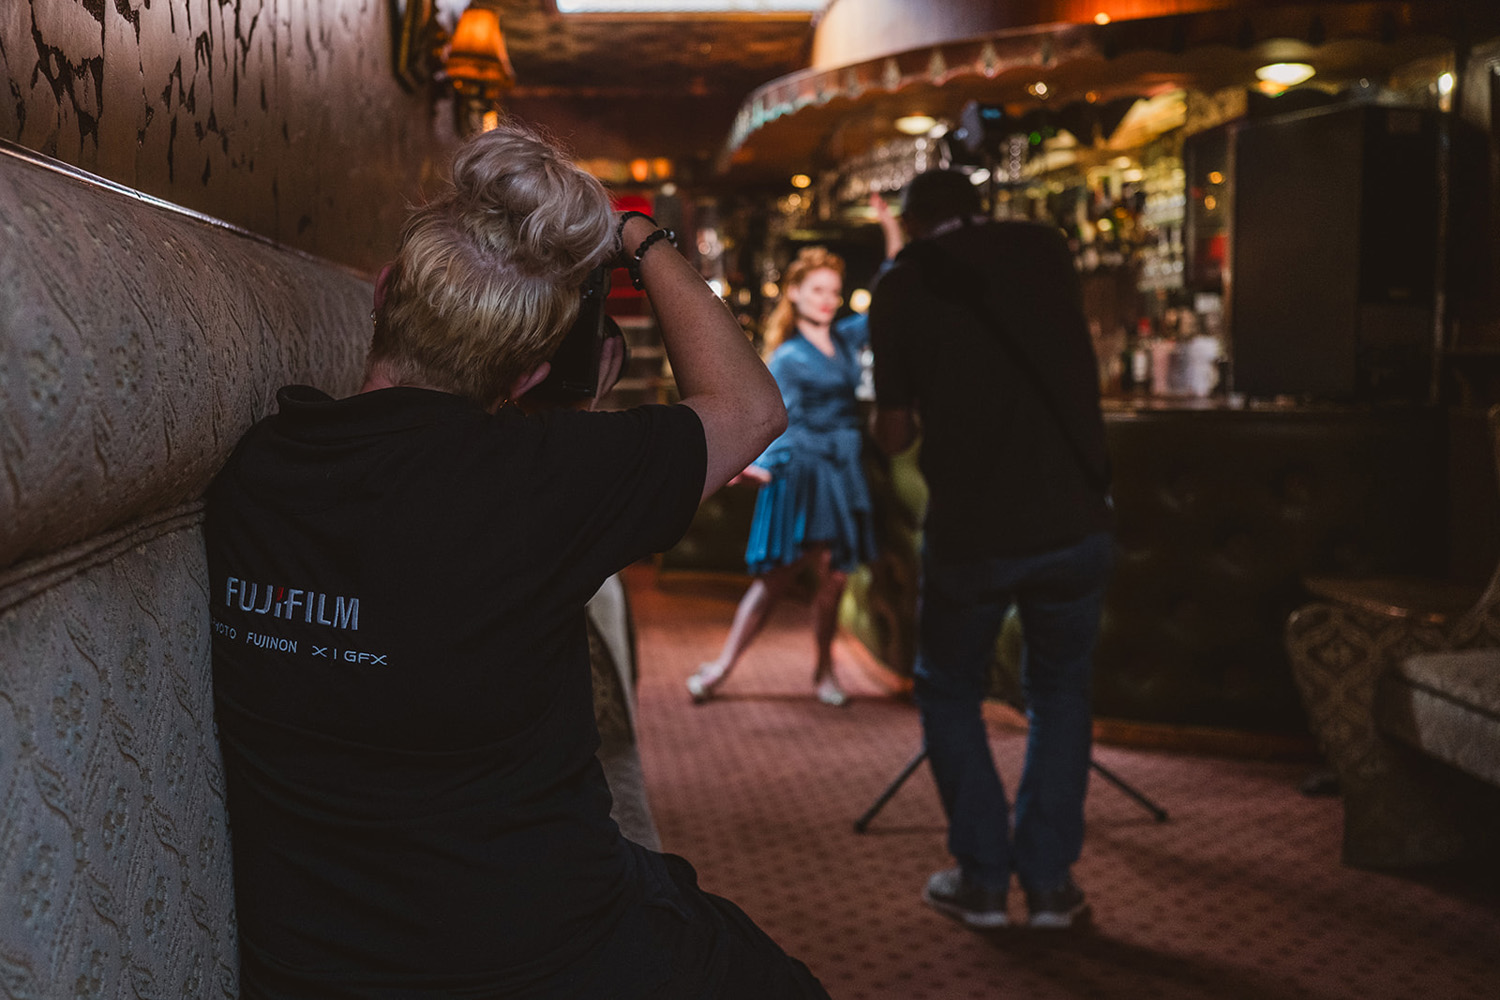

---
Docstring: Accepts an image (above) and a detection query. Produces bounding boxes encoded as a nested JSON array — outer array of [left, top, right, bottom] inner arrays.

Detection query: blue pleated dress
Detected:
[[744, 315, 876, 575]]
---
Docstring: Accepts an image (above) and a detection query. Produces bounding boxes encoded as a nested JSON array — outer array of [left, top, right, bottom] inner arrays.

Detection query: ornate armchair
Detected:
[[1286, 404, 1500, 867]]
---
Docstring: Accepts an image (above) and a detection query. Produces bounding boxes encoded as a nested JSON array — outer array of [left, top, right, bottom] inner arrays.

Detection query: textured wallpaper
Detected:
[[0, 148, 371, 570], [0, 125, 372, 999], [1, 517, 240, 999], [1, 0, 457, 272]]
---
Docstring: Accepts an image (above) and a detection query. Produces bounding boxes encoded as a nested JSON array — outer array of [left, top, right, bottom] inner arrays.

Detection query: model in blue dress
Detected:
[[687, 246, 878, 707]]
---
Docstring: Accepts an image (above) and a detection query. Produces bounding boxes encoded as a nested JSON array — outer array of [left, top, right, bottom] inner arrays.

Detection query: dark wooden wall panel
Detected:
[[1, 0, 458, 272]]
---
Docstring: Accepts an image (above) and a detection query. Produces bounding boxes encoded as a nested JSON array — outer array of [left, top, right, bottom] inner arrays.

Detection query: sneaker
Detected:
[[1024, 877, 1089, 929], [922, 869, 1009, 928]]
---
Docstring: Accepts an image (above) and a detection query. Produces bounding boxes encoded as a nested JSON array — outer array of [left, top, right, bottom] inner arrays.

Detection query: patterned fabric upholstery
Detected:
[[1382, 649, 1500, 788], [0, 144, 663, 995], [1286, 404, 1500, 868], [1286, 599, 1465, 867], [1, 146, 367, 998], [587, 574, 664, 852], [1, 513, 237, 998]]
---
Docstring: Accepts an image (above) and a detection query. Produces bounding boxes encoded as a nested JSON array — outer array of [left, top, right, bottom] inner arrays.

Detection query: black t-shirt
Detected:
[[204, 386, 706, 997], [869, 220, 1112, 558]]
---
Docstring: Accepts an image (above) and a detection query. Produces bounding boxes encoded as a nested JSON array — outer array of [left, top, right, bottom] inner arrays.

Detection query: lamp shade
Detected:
[[445, 8, 515, 93]]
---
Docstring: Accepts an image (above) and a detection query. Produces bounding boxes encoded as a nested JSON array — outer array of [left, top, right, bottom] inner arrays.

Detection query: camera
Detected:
[[537, 265, 619, 400]]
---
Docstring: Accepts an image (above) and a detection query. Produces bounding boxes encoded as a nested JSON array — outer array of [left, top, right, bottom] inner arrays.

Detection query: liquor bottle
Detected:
[[1131, 317, 1153, 391]]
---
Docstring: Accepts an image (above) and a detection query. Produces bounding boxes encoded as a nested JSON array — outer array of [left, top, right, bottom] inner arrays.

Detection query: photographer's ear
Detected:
[[373, 263, 394, 312], [501, 363, 552, 411]]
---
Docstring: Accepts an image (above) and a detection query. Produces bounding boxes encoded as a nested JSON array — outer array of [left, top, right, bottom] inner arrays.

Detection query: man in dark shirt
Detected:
[[869, 169, 1113, 930]]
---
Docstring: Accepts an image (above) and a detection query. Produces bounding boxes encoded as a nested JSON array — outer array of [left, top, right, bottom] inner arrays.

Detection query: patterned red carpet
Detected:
[[626, 568, 1500, 1000]]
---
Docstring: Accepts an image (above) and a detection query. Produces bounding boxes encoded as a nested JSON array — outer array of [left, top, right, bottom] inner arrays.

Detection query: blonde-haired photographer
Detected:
[[205, 124, 829, 999]]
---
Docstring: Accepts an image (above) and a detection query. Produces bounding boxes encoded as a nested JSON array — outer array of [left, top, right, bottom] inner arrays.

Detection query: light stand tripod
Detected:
[[853, 744, 1168, 833]]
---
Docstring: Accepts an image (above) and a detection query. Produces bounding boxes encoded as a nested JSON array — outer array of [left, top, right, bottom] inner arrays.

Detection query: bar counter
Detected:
[[662, 399, 1449, 735]]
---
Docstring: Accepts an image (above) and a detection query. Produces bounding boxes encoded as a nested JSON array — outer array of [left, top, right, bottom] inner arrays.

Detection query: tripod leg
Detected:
[[853, 748, 928, 833], [1090, 758, 1168, 822]]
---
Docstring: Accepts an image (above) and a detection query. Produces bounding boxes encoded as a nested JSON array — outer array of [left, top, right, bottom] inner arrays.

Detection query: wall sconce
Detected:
[[444, 7, 516, 127], [392, 2, 516, 133]]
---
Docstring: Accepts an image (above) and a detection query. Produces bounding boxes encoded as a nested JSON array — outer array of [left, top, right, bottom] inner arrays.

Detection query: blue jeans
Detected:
[[915, 531, 1113, 893]]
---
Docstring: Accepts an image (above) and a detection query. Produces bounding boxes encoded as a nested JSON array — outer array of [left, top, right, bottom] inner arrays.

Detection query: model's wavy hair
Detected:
[[370, 124, 616, 405], [761, 246, 845, 357]]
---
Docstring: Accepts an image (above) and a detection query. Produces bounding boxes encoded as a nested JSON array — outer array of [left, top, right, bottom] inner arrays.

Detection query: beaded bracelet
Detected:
[[627, 227, 677, 290], [614, 210, 657, 260]]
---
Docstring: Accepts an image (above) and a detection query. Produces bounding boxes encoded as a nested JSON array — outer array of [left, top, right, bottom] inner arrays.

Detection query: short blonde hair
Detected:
[[762, 246, 845, 357], [371, 125, 615, 404]]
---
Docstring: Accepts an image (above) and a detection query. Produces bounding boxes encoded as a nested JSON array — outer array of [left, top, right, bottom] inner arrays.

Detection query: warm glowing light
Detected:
[[1097, 217, 1114, 232], [708, 279, 726, 298], [1438, 73, 1455, 96], [968, 168, 991, 186], [481, 110, 501, 132], [1255, 62, 1315, 87], [1204, 195, 1218, 211], [791, 173, 812, 189], [1085, 91, 1100, 103], [761, 280, 780, 299], [1094, 13, 1111, 25], [848, 288, 872, 313], [652, 157, 673, 179], [445, 8, 516, 94], [894, 114, 938, 136], [1208, 171, 1224, 185], [1029, 81, 1050, 98], [630, 159, 650, 183]]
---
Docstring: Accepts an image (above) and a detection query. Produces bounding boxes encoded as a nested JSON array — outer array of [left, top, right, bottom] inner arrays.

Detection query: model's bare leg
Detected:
[[810, 546, 851, 707], [688, 559, 802, 702]]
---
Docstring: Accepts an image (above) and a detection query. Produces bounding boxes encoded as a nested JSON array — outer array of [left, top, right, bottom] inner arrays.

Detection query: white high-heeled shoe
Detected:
[[815, 675, 850, 708], [686, 667, 719, 704]]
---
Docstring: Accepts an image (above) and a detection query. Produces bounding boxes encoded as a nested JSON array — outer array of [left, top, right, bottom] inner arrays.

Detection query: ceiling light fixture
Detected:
[[1255, 62, 1315, 87], [894, 114, 938, 136]]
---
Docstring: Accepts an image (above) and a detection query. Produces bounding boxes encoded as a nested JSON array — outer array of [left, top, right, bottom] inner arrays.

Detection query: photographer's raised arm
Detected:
[[622, 214, 786, 502]]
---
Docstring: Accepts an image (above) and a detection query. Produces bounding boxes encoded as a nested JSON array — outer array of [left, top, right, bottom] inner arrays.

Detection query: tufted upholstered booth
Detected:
[[1286, 404, 1500, 868], [0, 142, 370, 998], [0, 143, 662, 996]]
